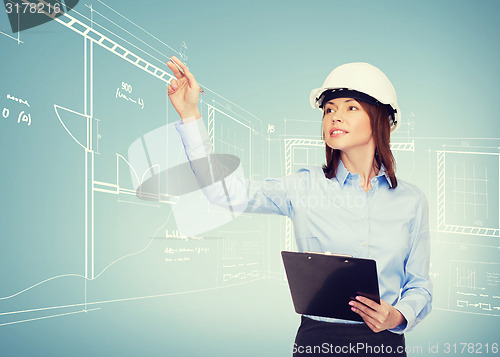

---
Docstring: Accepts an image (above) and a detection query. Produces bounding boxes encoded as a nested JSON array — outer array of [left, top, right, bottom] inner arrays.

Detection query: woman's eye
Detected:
[[348, 106, 358, 111], [325, 108, 335, 114]]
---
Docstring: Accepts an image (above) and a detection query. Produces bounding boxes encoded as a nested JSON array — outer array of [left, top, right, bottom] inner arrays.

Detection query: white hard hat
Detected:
[[310, 62, 401, 132]]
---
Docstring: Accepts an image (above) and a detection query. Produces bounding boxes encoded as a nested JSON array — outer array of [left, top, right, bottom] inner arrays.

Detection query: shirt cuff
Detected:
[[388, 301, 415, 334]]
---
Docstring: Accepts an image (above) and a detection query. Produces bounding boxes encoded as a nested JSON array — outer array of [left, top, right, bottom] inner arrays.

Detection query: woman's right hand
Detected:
[[167, 56, 201, 123]]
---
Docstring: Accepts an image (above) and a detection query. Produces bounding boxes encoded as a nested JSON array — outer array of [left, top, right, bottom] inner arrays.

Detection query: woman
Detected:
[[166, 57, 432, 357]]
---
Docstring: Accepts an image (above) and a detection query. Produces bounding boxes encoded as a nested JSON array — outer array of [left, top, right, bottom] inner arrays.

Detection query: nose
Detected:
[[332, 112, 343, 123]]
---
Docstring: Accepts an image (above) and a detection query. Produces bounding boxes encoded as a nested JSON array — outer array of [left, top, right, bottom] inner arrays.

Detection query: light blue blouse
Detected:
[[175, 118, 432, 334]]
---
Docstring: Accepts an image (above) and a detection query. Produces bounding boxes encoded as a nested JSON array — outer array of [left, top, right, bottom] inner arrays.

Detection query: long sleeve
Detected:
[[390, 191, 433, 334], [174, 117, 309, 218]]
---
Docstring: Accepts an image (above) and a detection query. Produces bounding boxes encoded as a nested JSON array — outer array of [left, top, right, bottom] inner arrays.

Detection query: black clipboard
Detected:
[[281, 251, 380, 322]]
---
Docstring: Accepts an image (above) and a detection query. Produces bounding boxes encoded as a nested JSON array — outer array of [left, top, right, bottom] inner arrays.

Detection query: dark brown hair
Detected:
[[321, 101, 397, 188]]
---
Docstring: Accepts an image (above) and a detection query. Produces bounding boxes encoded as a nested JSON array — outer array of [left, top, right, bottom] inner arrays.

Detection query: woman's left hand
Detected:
[[349, 296, 406, 333]]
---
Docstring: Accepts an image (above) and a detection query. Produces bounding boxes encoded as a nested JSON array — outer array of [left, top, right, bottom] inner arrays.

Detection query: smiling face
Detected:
[[322, 97, 374, 154]]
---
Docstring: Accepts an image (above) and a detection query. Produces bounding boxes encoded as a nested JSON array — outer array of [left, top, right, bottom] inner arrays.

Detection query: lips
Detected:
[[329, 128, 348, 137]]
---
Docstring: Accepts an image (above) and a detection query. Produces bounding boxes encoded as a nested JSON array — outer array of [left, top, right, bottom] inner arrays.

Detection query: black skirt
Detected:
[[293, 316, 406, 357]]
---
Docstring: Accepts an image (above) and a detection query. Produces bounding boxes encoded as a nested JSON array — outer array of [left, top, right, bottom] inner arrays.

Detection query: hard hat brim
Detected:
[[310, 87, 401, 133]]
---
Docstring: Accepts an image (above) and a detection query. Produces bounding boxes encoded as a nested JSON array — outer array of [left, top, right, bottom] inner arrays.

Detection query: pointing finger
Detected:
[[171, 55, 187, 73], [170, 56, 199, 87], [167, 59, 184, 79]]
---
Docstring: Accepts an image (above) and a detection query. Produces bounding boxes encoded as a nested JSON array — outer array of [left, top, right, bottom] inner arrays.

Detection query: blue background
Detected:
[[1, 0, 499, 356]]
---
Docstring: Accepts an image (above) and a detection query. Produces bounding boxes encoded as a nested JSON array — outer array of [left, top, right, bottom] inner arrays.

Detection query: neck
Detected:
[[340, 146, 378, 192]]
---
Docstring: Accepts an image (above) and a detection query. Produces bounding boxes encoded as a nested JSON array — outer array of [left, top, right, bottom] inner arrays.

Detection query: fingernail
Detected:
[[172, 85, 177, 90], [351, 307, 356, 312], [348, 301, 354, 306], [355, 296, 361, 301]]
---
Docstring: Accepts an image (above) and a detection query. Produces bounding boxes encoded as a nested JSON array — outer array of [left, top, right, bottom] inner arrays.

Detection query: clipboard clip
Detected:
[[305, 251, 353, 258]]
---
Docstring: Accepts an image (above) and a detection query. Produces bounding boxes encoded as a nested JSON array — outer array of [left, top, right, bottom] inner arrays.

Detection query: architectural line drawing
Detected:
[[4, 1, 499, 334], [2, 0, 270, 328], [0, 30, 23, 43], [452, 161, 488, 219], [0, 210, 172, 302], [52, 6, 175, 84], [207, 104, 215, 148], [0, 308, 102, 328], [436, 150, 499, 238], [59, 0, 266, 127], [45, 0, 182, 283], [91, 215, 170, 281], [96, 0, 181, 56], [0, 274, 86, 301], [456, 266, 478, 289], [448, 260, 500, 317], [0, 276, 265, 327], [54, 105, 91, 150], [205, 102, 253, 178], [389, 140, 414, 152], [209, 99, 262, 128], [82, 3, 175, 65], [2, 0, 23, 44]]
